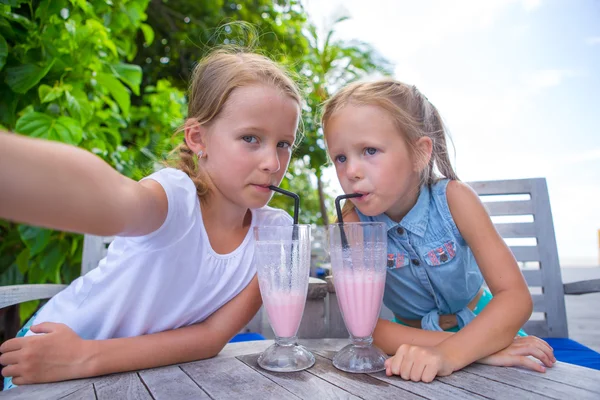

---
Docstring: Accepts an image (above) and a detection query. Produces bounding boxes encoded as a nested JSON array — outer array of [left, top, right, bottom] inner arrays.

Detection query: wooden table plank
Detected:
[[180, 355, 300, 399], [0, 378, 95, 400], [60, 385, 96, 400], [306, 353, 422, 399], [314, 349, 487, 400], [509, 361, 600, 394], [464, 363, 600, 399], [138, 365, 211, 399], [93, 372, 152, 400], [438, 370, 550, 400], [238, 353, 361, 400]]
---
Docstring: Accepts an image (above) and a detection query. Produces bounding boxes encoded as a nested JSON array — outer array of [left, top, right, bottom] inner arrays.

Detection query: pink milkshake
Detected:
[[334, 269, 386, 338], [263, 291, 306, 338]]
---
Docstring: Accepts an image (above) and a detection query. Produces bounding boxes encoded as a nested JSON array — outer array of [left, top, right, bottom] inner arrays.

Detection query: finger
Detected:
[[421, 363, 438, 383], [0, 338, 24, 353], [1, 365, 19, 378], [391, 354, 404, 376], [30, 322, 60, 334], [0, 351, 21, 366], [12, 376, 27, 386], [400, 358, 414, 381], [515, 356, 546, 373], [410, 361, 426, 382], [521, 336, 555, 362], [514, 345, 554, 367]]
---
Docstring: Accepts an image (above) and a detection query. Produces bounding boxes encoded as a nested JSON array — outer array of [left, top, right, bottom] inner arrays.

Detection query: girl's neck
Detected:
[[199, 194, 252, 255], [385, 183, 422, 223]]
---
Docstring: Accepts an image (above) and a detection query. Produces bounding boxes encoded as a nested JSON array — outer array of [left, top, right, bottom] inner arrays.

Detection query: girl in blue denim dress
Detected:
[[322, 79, 555, 382]]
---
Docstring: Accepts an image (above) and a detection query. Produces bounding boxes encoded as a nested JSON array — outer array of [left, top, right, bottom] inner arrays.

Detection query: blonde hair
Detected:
[[166, 49, 302, 198], [321, 79, 458, 217]]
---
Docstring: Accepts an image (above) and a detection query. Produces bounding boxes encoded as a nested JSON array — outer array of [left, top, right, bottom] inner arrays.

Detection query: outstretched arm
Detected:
[[0, 131, 167, 237], [0, 276, 262, 385], [435, 180, 533, 370]]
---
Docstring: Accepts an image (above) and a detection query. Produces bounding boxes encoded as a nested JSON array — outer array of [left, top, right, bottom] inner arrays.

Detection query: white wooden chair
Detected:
[[0, 235, 112, 309]]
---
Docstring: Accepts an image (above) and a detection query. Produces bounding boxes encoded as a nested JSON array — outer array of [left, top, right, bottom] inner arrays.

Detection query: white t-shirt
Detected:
[[28, 168, 292, 339]]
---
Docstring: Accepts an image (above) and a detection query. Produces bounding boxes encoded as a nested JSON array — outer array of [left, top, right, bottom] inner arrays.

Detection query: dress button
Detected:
[[396, 227, 405, 235], [440, 254, 448, 262], [412, 259, 420, 266]]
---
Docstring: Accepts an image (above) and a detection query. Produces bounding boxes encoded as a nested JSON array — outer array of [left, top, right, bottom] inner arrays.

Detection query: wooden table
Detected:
[[2, 339, 600, 399]]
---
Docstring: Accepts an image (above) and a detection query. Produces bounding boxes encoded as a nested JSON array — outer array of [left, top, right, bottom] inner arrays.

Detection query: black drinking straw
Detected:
[[335, 193, 363, 250], [268, 186, 299, 225]]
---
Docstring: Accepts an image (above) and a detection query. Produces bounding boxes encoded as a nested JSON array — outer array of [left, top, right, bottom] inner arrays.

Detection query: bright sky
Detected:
[[303, 0, 600, 266]]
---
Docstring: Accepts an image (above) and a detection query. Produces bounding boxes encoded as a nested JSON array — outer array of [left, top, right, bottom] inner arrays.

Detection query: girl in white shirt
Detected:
[[0, 49, 301, 386]]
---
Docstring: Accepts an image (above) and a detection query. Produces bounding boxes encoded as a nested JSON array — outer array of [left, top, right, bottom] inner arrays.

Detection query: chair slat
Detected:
[[495, 222, 536, 237], [510, 246, 540, 261], [484, 201, 533, 216]]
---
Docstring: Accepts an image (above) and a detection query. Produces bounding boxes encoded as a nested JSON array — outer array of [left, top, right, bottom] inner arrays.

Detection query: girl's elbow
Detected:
[[519, 291, 534, 319]]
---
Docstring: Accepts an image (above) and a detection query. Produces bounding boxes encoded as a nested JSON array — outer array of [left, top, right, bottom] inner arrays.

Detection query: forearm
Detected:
[[0, 131, 143, 235], [373, 318, 453, 355], [84, 324, 227, 378], [436, 289, 532, 370]]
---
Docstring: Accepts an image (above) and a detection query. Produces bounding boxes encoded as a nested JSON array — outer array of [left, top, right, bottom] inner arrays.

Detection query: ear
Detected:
[[184, 118, 207, 156], [414, 136, 433, 172]]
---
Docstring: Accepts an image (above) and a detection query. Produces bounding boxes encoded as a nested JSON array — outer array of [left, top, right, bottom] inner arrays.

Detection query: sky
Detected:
[[303, 0, 600, 266]]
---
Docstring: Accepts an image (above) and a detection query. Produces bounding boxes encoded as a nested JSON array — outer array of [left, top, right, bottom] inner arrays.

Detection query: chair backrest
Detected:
[[81, 235, 113, 275], [469, 177, 567, 338]]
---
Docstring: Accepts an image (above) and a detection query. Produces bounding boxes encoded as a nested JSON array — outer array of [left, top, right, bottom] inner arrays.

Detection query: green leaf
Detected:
[[96, 72, 130, 116], [112, 63, 142, 96], [18, 225, 53, 257], [65, 90, 93, 125], [38, 83, 67, 103], [3, 0, 30, 7], [0, 34, 7, 71], [19, 300, 40, 325], [15, 112, 83, 144], [16, 248, 30, 275], [5, 59, 56, 94], [1, 12, 36, 29], [40, 241, 67, 281], [140, 23, 154, 45], [35, 0, 67, 20]]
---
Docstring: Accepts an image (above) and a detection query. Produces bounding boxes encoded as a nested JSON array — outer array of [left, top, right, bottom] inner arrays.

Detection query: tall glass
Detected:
[[254, 224, 315, 372], [328, 222, 388, 373]]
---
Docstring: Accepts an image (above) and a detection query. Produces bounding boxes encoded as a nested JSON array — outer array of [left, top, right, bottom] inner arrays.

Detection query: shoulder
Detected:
[[445, 180, 481, 212], [253, 206, 293, 226], [142, 168, 195, 192]]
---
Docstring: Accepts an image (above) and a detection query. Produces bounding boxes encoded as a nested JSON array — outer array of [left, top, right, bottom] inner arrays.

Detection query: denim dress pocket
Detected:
[[420, 240, 457, 267], [387, 250, 410, 270]]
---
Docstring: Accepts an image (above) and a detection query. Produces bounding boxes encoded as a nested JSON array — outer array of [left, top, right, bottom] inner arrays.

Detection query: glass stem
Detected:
[[275, 336, 298, 346], [352, 335, 373, 347]]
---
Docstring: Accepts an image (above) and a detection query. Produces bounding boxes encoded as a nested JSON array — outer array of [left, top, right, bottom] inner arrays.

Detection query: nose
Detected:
[[260, 148, 281, 173], [346, 158, 363, 181]]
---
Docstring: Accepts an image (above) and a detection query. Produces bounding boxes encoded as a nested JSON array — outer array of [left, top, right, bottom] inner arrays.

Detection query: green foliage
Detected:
[[0, 0, 185, 322], [0, 1, 391, 324]]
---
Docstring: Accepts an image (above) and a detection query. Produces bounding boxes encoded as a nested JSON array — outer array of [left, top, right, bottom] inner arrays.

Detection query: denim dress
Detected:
[[357, 179, 487, 331]]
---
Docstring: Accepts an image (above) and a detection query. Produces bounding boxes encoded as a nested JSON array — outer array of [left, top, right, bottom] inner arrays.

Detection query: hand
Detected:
[[0, 322, 92, 385], [477, 335, 556, 372], [384, 344, 456, 383]]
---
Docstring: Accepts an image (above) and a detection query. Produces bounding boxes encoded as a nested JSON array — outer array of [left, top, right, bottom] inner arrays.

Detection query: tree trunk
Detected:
[[316, 173, 329, 226]]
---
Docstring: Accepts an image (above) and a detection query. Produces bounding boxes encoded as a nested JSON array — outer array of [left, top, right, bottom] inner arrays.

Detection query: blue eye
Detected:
[[365, 147, 378, 156], [242, 136, 258, 144], [277, 141, 292, 149], [335, 155, 347, 163]]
